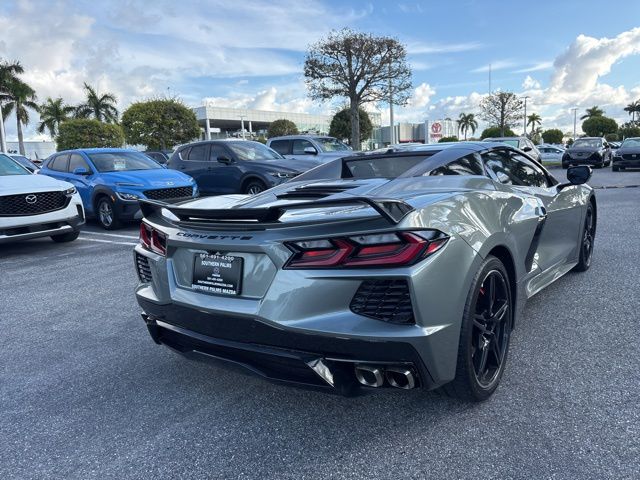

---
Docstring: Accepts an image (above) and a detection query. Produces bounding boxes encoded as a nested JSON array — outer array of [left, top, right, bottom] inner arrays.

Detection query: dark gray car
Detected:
[[611, 137, 640, 171], [135, 142, 596, 402], [562, 137, 612, 169]]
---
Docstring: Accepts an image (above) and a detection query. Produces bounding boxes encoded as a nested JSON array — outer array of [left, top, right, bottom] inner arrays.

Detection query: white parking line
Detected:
[[81, 230, 139, 240], [78, 237, 138, 246]]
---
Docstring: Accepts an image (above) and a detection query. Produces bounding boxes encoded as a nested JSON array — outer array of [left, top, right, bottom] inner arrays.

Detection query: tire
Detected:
[[612, 166, 620, 172], [96, 196, 121, 230], [562, 162, 569, 169], [243, 180, 267, 195], [440, 256, 513, 402], [572, 202, 596, 272], [51, 230, 80, 243]]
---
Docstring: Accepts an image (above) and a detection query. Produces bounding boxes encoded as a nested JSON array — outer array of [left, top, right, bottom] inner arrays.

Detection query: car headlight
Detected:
[[64, 186, 77, 195], [613, 151, 622, 158], [116, 192, 140, 201], [269, 172, 298, 179]]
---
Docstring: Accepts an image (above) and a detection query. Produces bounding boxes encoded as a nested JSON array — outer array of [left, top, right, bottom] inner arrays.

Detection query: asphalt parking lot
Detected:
[[1, 168, 639, 479]]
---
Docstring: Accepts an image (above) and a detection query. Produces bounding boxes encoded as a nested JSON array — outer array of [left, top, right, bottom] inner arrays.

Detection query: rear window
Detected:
[[344, 155, 429, 179]]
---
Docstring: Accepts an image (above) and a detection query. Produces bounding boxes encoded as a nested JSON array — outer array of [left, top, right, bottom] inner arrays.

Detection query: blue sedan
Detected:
[[40, 148, 197, 229]]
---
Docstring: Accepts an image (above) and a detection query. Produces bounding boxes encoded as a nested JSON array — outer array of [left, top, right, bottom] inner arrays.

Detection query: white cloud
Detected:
[[513, 61, 553, 73], [471, 60, 516, 73], [407, 41, 483, 55], [522, 75, 541, 90]]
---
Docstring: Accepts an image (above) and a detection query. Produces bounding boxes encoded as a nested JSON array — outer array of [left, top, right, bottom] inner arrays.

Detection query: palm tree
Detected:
[[527, 113, 542, 136], [580, 106, 604, 120], [38, 97, 75, 138], [0, 78, 38, 155], [0, 59, 25, 152], [75, 82, 118, 122], [456, 112, 478, 140], [623, 100, 640, 123]]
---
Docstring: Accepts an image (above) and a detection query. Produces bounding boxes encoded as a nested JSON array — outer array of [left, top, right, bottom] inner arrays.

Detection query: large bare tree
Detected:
[[479, 92, 524, 137], [304, 29, 412, 149]]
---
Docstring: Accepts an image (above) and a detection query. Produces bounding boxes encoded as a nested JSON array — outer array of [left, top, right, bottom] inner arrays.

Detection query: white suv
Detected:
[[0, 153, 85, 244]]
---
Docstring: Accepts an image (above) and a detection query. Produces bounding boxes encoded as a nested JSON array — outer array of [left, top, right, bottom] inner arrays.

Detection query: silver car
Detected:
[[267, 135, 352, 163], [134, 142, 596, 401]]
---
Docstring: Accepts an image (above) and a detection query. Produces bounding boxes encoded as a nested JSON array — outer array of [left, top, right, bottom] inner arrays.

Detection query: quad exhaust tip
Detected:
[[385, 367, 416, 390], [354, 365, 384, 387], [354, 364, 416, 389]]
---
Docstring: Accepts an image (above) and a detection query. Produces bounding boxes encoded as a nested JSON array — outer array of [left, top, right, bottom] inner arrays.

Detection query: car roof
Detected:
[[483, 137, 526, 141], [268, 135, 336, 141], [56, 148, 140, 154]]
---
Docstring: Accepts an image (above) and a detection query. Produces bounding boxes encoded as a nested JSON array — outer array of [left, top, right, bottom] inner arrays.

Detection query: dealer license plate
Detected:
[[192, 253, 243, 296]]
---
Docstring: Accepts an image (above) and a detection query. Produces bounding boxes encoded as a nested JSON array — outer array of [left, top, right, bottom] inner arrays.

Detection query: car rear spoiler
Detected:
[[139, 196, 414, 225]]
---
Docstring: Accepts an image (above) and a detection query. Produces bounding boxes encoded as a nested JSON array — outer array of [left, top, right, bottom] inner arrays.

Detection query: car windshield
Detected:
[[572, 139, 601, 149], [0, 154, 30, 175], [496, 139, 519, 147], [621, 138, 640, 148], [314, 137, 351, 152], [226, 142, 283, 161], [11, 155, 37, 169], [88, 152, 162, 172]]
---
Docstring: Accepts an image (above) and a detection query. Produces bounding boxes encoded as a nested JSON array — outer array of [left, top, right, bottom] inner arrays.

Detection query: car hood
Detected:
[[615, 146, 640, 154], [156, 175, 496, 225], [0, 173, 72, 196], [100, 169, 193, 188]]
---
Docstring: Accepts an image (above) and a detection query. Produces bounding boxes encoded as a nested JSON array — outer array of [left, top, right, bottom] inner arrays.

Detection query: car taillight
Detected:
[[139, 222, 167, 256], [284, 231, 448, 269]]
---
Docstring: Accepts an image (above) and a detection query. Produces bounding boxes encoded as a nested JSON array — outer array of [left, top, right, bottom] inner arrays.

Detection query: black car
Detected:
[[612, 137, 640, 171], [562, 137, 612, 169], [167, 140, 322, 195]]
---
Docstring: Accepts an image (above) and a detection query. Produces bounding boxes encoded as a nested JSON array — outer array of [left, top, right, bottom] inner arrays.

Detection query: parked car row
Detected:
[[3, 134, 637, 236]]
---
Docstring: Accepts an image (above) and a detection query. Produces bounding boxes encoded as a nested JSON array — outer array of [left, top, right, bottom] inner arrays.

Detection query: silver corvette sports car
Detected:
[[134, 142, 596, 401]]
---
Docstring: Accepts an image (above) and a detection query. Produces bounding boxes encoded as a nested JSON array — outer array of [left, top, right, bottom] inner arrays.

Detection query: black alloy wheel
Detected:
[[573, 203, 596, 272], [442, 256, 513, 401], [471, 270, 511, 389]]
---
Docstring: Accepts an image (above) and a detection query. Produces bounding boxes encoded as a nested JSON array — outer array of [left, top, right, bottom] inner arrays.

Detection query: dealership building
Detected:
[[193, 103, 382, 143]]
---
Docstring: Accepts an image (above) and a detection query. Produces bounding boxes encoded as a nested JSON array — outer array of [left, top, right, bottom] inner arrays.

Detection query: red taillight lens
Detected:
[[139, 222, 151, 249], [284, 231, 448, 269], [139, 222, 167, 256]]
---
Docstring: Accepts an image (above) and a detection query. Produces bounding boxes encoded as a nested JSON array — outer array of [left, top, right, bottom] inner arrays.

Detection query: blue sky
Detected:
[[1, 0, 640, 140]]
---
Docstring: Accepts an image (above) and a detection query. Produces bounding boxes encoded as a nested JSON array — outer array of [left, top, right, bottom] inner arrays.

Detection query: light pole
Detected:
[[239, 115, 247, 140], [522, 96, 530, 137], [0, 100, 6, 152], [571, 108, 578, 141]]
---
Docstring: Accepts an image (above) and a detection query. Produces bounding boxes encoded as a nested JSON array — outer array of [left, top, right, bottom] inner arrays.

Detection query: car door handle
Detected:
[[536, 206, 547, 219]]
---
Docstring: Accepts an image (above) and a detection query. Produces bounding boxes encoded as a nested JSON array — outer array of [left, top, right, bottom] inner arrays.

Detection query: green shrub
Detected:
[[56, 119, 124, 151]]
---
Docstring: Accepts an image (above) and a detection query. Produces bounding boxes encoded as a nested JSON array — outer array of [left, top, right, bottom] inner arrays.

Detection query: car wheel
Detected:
[[244, 180, 267, 195], [612, 166, 620, 172], [51, 230, 80, 243], [562, 162, 569, 169], [441, 255, 513, 402], [96, 197, 121, 230], [573, 203, 596, 272]]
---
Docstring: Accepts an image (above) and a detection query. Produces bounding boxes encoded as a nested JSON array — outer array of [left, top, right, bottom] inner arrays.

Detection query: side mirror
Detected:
[[522, 146, 533, 152], [303, 146, 318, 155], [558, 165, 592, 190], [217, 156, 234, 165], [73, 167, 90, 175]]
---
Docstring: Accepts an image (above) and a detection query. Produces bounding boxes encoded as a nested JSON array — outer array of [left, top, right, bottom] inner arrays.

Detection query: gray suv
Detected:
[[483, 137, 541, 162], [267, 135, 352, 163]]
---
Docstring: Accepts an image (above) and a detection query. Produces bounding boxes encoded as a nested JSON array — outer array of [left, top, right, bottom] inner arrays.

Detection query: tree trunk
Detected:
[[349, 99, 360, 151], [17, 110, 25, 156]]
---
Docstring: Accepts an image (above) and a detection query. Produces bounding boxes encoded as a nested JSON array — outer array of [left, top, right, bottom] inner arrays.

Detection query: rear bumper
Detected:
[[138, 297, 435, 394]]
